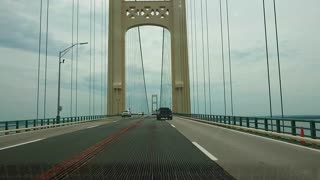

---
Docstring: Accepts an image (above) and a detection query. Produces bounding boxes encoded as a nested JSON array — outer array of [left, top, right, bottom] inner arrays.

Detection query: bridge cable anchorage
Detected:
[[219, 0, 227, 116], [44, 0, 50, 119], [262, 0, 273, 118], [193, 0, 200, 114], [76, 0, 79, 117], [71, 0, 75, 117], [200, 0, 207, 114], [204, 0, 213, 115], [273, 0, 285, 120], [36, 0, 43, 120], [89, 0, 92, 116], [226, 0, 234, 116]]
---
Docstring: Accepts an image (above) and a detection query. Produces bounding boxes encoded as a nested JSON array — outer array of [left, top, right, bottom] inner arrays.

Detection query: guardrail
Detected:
[[176, 114, 320, 139], [0, 115, 116, 136]]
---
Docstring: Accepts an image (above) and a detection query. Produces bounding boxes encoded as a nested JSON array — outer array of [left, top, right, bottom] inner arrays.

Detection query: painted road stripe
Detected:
[[0, 139, 44, 151], [87, 125, 99, 129], [171, 124, 176, 128], [183, 117, 320, 153], [192, 142, 218, 161]]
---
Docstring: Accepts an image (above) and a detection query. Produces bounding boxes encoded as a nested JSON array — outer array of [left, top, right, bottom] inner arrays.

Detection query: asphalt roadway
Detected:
[[0, 116, 319, 179], [170, 117, 320, 180]]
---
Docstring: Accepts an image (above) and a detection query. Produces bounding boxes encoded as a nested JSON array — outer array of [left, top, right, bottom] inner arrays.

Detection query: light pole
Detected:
[[56, 42, 88, 123]]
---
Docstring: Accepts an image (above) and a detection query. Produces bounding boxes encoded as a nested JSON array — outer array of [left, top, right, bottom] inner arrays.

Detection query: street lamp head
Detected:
[[79, 42, 88, 45]]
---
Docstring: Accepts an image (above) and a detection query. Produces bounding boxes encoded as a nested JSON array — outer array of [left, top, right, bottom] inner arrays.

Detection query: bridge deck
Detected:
[[0, 117, 234, 179]]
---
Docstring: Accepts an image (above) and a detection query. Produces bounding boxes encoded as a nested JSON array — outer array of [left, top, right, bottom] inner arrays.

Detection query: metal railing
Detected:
[[176, 114, 320, 139], [0, 115, 115, 136]]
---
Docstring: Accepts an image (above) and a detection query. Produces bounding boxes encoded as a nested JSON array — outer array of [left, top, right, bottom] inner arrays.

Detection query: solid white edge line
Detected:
[[171, 124, 176, 128], [192, 142, 218, 161], [87, 125, 99, 129], [0, 139, 44, 151], [179, 117, 320, 153]]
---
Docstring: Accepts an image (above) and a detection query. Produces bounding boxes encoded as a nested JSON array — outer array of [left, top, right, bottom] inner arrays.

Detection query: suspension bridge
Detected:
[[0, 0, 320, 179]]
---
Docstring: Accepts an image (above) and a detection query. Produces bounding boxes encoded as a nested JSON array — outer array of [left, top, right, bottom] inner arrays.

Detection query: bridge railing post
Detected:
[[310, 121, 316, 139], [25, 120, 28, 129], [239, 117, 242, 126], [224, 116, 226, 124], [276, 120, 281, 133], [264, 119, 268, 131], [254, 118, 258, 129], [16, 121, 19, 133], [291, 121, 296, 136], [246, 118, 250, 128], [233, 117, 236, 125]]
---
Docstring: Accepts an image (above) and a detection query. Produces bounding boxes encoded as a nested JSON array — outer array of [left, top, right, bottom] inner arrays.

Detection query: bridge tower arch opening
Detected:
[[108, 0, 191, 114]]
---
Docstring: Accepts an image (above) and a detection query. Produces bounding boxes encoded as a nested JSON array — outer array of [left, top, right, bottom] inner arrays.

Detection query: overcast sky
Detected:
[[0, 0, 319, 120]]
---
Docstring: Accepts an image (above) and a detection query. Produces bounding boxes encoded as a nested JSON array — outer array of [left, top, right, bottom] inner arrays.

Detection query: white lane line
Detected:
[[113, 121, 118, 123], [181, 117, 320, 153], [87, 125, 99, 129], [171, 124, 176, 128], [0, 139, 44, 151], [192, 142, 218, 161]]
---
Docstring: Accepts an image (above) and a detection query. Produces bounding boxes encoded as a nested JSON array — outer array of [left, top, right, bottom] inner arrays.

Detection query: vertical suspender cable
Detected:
[[44, 0, 50, 119], [89, 0, 92, 115], [137, 27, 150, 114], [205, 0, 213, 115], [219, 0, 227, 116], [262, 0, 273, 117], [104, 0, 108, 115], [134, 0, 149, 114], [189, 0, 196, 114], [193, 0, 199, 114], [101, 0, 104, 115], [93, 0, 96, 115], [200, 0, 207, 114], [160, 28, 165, 107], [76, 0, 79, 117], [226, 0, 234, 116], [37, 0, 43, 120], [273, 0, 284, 119], [71, 0, 74, 117], [104, 0, 109, 115]]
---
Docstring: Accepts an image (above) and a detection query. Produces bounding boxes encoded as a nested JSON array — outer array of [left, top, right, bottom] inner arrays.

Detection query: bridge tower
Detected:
[[107, 0, 191, 114]]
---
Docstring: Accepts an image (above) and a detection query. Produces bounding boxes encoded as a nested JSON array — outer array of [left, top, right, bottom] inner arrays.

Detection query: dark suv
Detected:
[[157, 107, 172, 120]]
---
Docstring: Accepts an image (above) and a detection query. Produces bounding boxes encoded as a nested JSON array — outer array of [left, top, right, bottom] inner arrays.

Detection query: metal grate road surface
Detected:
[[67, 118, 235, 180]]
